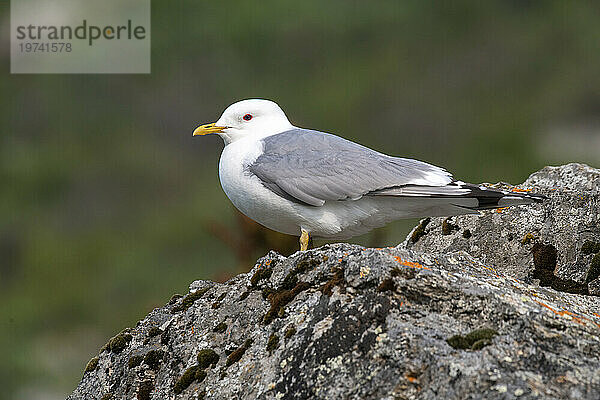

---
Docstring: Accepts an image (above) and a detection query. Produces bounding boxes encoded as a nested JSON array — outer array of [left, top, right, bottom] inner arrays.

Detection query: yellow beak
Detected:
[[193, 122, 226, 136]]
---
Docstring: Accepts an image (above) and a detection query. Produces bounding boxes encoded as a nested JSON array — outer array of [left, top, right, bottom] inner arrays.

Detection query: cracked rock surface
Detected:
[[68, 164, 600, 400], [405, 163, 600, 295]]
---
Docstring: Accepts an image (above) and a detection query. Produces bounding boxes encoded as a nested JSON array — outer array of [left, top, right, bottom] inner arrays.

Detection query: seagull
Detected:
[[194, 99, 544, 251]]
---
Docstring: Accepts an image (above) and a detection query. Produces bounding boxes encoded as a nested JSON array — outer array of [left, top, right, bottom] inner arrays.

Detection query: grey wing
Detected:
[[247, 129, 453, 206]]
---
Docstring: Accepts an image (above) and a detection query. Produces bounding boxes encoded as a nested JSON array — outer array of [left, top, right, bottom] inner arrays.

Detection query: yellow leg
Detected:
[[299, 229, 310, 251]]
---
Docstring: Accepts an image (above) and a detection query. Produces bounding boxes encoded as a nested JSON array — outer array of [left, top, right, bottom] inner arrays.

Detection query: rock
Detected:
[[405, 163, 600, 295], [68, 164, 600, 400]]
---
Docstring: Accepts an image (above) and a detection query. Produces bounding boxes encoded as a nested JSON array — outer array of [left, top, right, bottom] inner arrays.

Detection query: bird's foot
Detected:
[[299, 229, 310, 251]]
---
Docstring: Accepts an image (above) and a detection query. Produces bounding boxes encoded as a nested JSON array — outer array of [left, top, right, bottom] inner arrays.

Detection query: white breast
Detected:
[[218, 138, 304, 236]]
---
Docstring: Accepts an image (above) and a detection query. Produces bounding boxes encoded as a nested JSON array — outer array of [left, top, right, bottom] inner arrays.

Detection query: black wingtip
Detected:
[[457, 184, 547, 210], [532, 194, 547, 203], [523, 192, 547, 203]]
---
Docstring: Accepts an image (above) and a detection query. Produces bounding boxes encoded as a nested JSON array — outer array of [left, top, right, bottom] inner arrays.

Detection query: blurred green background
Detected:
[[2, 1, 600, 399]]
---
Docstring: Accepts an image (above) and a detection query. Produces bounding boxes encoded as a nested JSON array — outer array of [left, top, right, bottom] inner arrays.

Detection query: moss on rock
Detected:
[[173, 365, 200, 394], [284, 326, 296, 339], [213, 322, 227, 333], [280, 256, 319, 290], [211, 292, 227, 309], [266, 334, 279, 352], [264, 282, 310, 324], [582, 241, 600, 256], [128, 355, 143, 369], [147, 326, 162, 338], [588, 253, 600, 282], [377, 278, 395, 292], [143, 349, 164, 371], [447, 328, 498, 350], [137, 380, 154, 400], [250, 266, 273, 286], [521, 233, 535, 245], [410, 218, 431, 243], [226, 339, 253, 367], [320, 267, 345, 296], [84, 356, 99, 373], [442, 218, 459, 235], [197, 349, 219, 369], [171, 287, 210, 313], [107, 332, 132, 354]]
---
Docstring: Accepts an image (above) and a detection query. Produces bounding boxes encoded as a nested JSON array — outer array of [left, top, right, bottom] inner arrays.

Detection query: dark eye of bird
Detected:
[[243, 114, 253, 121]]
